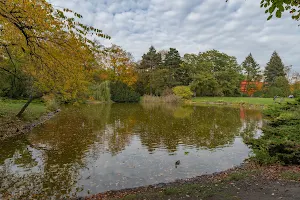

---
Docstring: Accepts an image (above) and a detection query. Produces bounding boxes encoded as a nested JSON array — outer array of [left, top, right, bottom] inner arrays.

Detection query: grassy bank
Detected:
[[0, 98, 48, 140], [0, 98, 47, 121], [191, 97, 294, 106]]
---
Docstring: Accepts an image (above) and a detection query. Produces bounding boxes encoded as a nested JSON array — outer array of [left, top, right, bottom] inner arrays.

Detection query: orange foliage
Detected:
[[240, 80, 264, 96], [97, 45, 137, 86]]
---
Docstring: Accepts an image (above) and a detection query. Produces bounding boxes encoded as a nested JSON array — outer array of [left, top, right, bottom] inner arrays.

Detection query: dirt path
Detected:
[[85, 163, 300, 200]]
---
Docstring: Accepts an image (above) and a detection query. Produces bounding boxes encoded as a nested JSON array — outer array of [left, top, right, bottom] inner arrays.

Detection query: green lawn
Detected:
[[0, 98, 47, 122], [192, 97, 294, 106]]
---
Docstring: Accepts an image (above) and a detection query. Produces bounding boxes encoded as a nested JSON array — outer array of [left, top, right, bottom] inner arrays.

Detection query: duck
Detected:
[[175, 160, 180, 166]]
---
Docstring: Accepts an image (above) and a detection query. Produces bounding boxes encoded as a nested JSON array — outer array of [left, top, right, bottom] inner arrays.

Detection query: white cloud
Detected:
[[49, 0, 300, 72]]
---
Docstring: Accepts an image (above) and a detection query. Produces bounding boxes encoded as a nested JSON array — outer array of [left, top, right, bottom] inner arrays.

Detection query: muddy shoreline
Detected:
[[0, 109, 61, 140]]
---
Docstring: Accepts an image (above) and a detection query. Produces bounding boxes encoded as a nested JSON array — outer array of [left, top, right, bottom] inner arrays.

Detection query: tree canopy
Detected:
[[264, 51, 286, 84], [242, 53, 261, 82], [260, 0, 300, 21], [0, 0, 110, 115]]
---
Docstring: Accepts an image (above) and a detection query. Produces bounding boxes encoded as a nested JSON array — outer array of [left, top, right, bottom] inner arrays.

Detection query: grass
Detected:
[[113, 183, 221, 200], [0, 98, 47, 122], [192, 97, 295, 106], [281, 171, 300, 181], [225, 170, 259, 181]]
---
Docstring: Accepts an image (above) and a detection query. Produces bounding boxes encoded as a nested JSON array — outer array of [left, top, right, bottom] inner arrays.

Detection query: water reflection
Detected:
[[0, 104, 262, 199]]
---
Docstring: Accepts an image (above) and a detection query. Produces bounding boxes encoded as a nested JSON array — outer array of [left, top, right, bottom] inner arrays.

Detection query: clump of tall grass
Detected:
[[142, 94, 181, 103]]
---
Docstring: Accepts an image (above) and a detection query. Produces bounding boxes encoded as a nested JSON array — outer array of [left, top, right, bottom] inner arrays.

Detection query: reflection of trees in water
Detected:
[[137, 105, 242, 151], [239, 107, 263, 142], [1, 104, 112, 199], [0, 104, 262, 199]]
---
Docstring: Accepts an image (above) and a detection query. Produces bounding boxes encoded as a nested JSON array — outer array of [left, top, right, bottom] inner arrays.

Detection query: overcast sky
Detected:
[[49, 0, 300, 72]]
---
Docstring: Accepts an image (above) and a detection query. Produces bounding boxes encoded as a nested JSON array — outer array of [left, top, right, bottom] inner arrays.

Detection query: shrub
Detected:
[[110, 81, 140, 103], [292, 90, 300, 98], [172, 86, 193, 100], [248, 100, 300, 165], [252, 90, 264, 97]]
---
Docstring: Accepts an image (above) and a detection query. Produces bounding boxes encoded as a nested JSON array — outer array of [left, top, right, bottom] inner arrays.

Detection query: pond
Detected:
[[0, 104, 263, 199]]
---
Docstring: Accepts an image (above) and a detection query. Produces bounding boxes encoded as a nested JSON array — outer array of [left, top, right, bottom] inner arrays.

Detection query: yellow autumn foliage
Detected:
[[0, 0, 109, 101]]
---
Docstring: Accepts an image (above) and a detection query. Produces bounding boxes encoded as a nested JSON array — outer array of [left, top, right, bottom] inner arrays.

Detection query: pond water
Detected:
[[0, 104, 263, 199]]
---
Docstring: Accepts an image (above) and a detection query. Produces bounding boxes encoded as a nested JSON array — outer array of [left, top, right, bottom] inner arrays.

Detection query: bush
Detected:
[[252, 90, 264, 97], [265, 86, 284, 98], [248, 100, 300, 165], [110, 81, 140, 103], [292, 90, 300, 98], [172, 86, 193, 100]]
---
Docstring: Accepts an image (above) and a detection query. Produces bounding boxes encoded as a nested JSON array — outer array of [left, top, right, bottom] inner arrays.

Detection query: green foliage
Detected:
[[264, 51, 286, 84], [264, 76, 290, 97], [90, 81, 111, 102], [0, 98, 47, 122], [293, 90, 300, 98], [0, 56, 32, 99], [253, 90, 265, 97], [260, 0, 300, 21], [242, 53, 261, 82], [138, 46, 163, 95], [110, 81, 140, 103], [172, 86, 193, 100], [185, 50, 242, 97], [266, 87, 285, 97], [248, 100, 300, 165], [281, 171, 300, 181], [163, 48, 184, 87]]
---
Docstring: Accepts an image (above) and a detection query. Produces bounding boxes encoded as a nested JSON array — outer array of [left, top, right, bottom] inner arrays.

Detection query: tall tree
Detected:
[[242, 53, 261, 82], [186, 50, 242, 96], [164, 48, 182, 69], [241, 53, 261, 95], [0, 0, 109, 116], [100, 45, 137, 86], [163, 48, 183, 87], [139, 46, 162, 94], [139, 46, 162, 71], [264, 51, 286, 84]]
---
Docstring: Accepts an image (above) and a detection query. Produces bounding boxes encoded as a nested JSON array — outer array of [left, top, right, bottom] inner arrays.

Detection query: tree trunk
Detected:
[[16, 95, 34, 118]]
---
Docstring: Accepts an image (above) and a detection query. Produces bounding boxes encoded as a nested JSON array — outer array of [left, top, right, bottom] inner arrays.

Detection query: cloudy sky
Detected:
[[49, 0, 300, 72]]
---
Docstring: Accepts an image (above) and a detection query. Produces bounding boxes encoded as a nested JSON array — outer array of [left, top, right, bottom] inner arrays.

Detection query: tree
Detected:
[[242, 53, 261, 82], [264, 51, 286, 84], [0, 0, 109, 116], [138, 46, 162, 94], [100, 45, 137, 86], [186, 50, 242, 96], [241, 53, 261, 95], [163, 48, 183, 87], [139, 46, 162, 71]]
